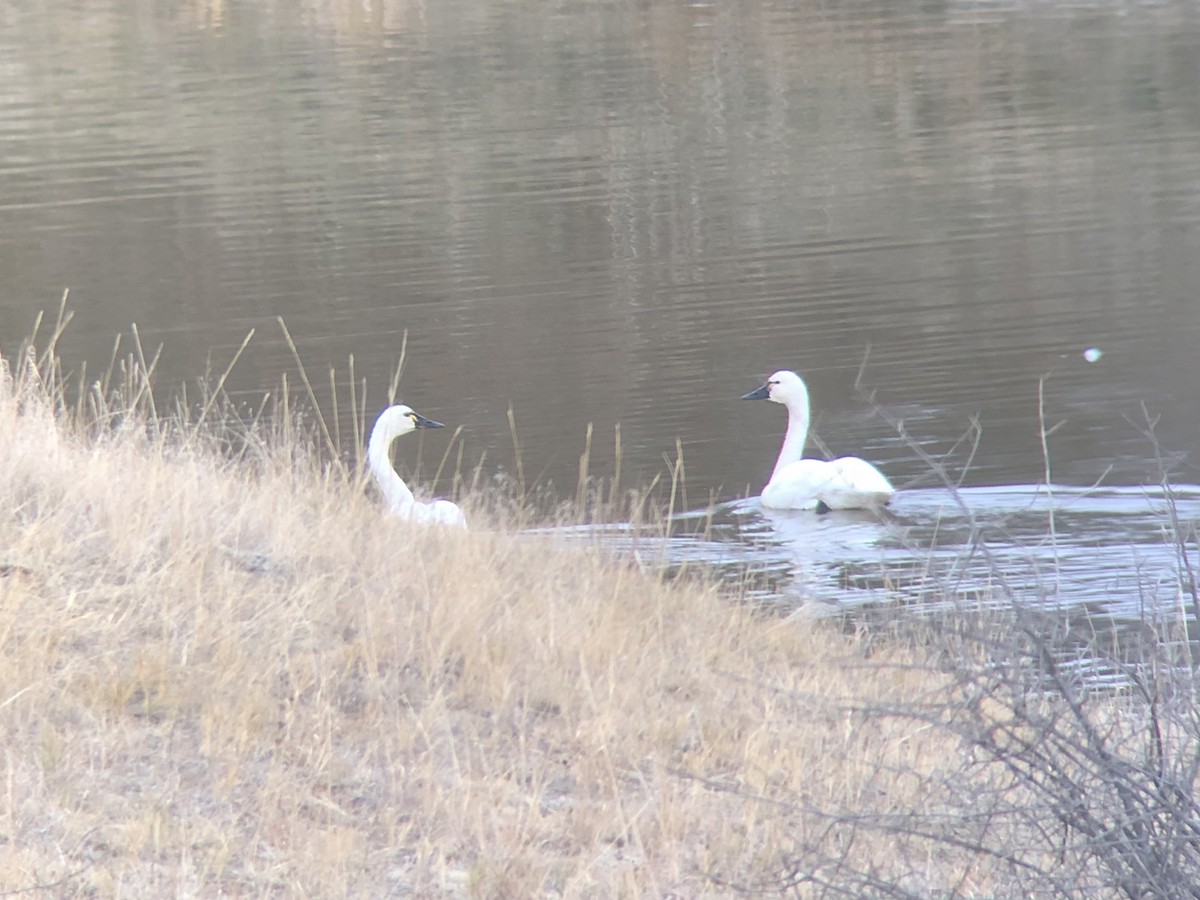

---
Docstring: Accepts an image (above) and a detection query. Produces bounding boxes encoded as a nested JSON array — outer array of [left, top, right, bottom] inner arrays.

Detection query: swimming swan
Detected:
[[741, 370, 894, 511], [367, 405, 468, 529]]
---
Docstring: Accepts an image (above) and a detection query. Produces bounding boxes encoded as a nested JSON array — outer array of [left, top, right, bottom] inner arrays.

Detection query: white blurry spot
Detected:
[[1083, 347, 1102, 363]]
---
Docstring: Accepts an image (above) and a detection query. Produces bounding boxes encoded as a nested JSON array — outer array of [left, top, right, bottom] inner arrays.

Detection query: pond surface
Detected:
[[545, 483, 1200, 628], [3, 0, 1200, 613]]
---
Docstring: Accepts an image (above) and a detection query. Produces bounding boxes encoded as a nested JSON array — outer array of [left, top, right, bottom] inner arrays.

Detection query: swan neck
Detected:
[[367, 426, 415, 510], [773, 398, 810, 481]]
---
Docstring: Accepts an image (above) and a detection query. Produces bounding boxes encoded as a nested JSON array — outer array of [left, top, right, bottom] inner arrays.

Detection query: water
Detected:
[[732, 484, 1199, 616], [2, 0, 1200, 616], [547, 484, 1200, 626]]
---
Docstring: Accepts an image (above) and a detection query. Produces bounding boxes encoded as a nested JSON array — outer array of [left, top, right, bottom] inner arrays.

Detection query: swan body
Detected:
[[742, 370, 894, 512], [367, 405, 467, 529]]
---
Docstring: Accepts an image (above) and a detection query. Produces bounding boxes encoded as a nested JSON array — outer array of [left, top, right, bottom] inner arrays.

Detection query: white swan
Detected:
[[741, 370, 894, 512], [367, 405, 468, 529]]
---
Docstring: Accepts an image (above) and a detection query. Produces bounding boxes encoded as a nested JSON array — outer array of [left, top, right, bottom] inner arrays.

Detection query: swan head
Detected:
[[372, 404, 446, 441], [741, 370, 808, 407]]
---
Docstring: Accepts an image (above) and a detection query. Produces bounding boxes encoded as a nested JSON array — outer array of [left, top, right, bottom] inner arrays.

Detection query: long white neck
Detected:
[[367, 427, 415, 512], [772, 393, 811, 481]]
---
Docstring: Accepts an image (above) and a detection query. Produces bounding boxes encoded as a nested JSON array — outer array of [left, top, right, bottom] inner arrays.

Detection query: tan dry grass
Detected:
[[0, 350, 973, 897]]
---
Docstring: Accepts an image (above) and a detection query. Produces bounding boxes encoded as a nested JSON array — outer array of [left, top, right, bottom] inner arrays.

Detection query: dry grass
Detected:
[[0, 340, 1061, 897]]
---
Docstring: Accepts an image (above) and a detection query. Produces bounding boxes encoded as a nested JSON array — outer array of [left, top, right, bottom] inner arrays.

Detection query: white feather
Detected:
[[367, 405, 468, 529], [743, 370, 893, 512]]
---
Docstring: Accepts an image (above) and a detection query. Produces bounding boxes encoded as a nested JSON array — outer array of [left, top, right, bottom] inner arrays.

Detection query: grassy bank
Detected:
[[1, 333, 1198, 897], [0, 337, 962, 896]]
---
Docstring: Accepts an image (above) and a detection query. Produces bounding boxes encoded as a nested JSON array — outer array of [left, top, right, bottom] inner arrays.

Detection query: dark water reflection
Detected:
[[3, 0, 1200, 613]]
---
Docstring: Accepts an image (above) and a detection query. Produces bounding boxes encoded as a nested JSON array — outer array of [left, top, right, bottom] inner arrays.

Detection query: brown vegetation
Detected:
[[0, 330, 965, 896], [1, 328, 1199, 898]]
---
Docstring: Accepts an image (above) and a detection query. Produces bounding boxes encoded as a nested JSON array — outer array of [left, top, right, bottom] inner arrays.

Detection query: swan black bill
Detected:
[[412, 413, 445, 429], [741, 383, 770, 400]]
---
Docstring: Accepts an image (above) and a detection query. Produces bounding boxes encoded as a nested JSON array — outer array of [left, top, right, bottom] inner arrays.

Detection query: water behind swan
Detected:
[[543, 484, 1200, 624]]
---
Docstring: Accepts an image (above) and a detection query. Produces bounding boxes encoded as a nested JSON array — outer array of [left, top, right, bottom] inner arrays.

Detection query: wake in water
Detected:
[[540, 484, 1200, 621]]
